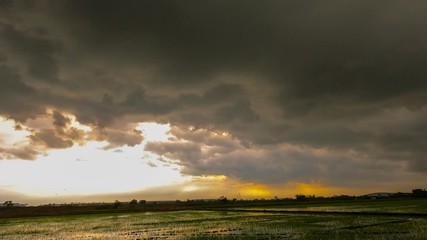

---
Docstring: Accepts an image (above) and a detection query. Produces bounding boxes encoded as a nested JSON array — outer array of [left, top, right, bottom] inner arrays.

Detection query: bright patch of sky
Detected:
[[138, 122, 171, 142], [0, 117, 31, 146], [0, 118, 188, 197]]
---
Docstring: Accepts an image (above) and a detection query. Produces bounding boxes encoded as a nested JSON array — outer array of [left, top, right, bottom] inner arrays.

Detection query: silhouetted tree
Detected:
[[330, 195, 353, 200], [138, 200, 147, 206], [295, 194, 307, 201], [218, 196, 228, 203], [296, 194, 315, 200], [129, 199, 138, 208], [412, 189, 427, 198], [3, 201, 13, 207], [113, 200, 122, 209]]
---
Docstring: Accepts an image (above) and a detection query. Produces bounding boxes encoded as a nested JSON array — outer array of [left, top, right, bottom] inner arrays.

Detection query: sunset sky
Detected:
[[1, 1, 427, 205]]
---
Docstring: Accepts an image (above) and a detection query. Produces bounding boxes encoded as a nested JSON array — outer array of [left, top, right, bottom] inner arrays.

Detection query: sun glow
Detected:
[[239, 183, 273, 199], [0, 116, 188, 198], [138, 122, 171, 142], [0, 117, 31, 147], [0, 142, 187, 196], [279, 182, 360, 197], [182, 185, 198, 192]]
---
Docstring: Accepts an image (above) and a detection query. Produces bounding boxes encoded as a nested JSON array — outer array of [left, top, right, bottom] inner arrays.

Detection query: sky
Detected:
[[1, 1, 427, 205]]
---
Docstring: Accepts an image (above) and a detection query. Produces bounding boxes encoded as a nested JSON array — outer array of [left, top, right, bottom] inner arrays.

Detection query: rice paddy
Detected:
[[1, 199, 426, 239]]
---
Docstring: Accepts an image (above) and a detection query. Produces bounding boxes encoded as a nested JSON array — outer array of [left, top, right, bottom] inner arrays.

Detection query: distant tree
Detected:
[[113, 200, 122, 209], [412, 189, 427, 198], [391, 192, 411, 198], [218, 196, 228, 203], [3, 201, 13, 207], [129, 199, 138, 208], [295, 194, 307, 201], [330, 195, 354, 200], [138, 200, 147, 206]]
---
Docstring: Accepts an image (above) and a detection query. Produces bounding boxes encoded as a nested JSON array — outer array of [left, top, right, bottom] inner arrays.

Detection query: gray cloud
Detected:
[[29, 129, 74, 149], [145, 141, 201, 168], [0, 1, 427, 190], [52, 111, 71, 128], [144, 126, 417, 188], [0, 146, 40, 160], [147, 161, 157, 168], [98, 127, 144, 150]]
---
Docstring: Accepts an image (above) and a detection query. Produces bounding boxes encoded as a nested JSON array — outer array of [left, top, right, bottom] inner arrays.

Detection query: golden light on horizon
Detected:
[[239, 183, 273, 199], [192, 175, 227, 181], [294, 183, 331, 196], [285, 182, 367, 198], [182, 185, 198, 192]]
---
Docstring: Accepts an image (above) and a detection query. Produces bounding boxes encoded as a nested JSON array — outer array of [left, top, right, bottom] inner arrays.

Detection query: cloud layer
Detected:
[[1, 1, 427, 191]]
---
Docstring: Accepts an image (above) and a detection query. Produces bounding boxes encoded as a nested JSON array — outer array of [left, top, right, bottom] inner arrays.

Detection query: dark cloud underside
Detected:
[[1, 1, 427, 187]]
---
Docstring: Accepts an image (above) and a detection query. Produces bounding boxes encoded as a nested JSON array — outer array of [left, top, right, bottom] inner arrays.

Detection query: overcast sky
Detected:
[[1, 1, 427, 204]]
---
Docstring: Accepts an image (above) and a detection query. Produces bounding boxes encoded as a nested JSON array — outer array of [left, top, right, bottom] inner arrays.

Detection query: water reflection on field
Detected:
[[0, 210, 426, 239]]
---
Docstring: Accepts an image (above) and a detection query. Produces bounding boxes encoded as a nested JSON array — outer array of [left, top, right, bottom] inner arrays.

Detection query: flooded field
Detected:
[[233, 199, 427, 214], [0, 210, 426, 239]]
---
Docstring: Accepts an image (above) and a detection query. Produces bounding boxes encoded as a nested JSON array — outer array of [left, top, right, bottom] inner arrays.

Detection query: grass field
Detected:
[[0, 199, 426, 239]]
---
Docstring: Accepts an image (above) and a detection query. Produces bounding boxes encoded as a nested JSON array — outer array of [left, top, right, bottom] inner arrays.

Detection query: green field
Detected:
[[1, 199, 426, 239]]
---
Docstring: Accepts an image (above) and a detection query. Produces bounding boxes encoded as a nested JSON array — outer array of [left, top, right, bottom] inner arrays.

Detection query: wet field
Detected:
[[1, 209, 426, 240]]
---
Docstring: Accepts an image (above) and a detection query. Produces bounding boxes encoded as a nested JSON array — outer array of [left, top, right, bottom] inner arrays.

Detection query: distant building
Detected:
[[365, 192, 393, 199]]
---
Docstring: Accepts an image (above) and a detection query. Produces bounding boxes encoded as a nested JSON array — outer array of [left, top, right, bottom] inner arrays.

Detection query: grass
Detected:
[[0, 199, 426, 239]]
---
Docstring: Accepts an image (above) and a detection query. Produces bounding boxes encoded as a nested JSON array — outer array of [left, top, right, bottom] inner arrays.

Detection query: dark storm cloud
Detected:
[[177, 83, 245, 108], [1, 1, 427, 188], [0, 64, 44, 121], [58, 0, 427, 95], [120, 87, 174, 114], [144, 127, 409, 187], [0, 23, 60, 83], [59, 0, 282, 81]]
